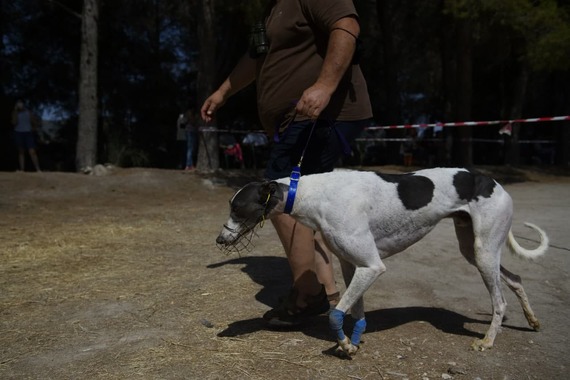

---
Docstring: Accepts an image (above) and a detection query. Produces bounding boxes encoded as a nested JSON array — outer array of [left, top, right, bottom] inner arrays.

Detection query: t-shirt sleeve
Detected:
[[300, 0, 358, 32]]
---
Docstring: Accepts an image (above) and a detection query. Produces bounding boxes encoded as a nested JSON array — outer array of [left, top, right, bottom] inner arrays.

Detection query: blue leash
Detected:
[[283, 113, 317, 215]]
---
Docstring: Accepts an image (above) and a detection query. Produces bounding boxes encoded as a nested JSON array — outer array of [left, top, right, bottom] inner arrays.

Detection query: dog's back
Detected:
[[285, 168, 509, 256]]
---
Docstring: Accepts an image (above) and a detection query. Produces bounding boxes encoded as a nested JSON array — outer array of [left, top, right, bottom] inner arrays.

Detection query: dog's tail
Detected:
[[506, 223, 549, 260]]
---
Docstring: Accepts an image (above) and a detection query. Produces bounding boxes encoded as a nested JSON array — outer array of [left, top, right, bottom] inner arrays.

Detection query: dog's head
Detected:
[[216, 181, 285, 255]]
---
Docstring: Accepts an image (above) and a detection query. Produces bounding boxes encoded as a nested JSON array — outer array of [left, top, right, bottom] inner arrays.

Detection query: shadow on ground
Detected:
[[207, 256, 293, 308], [215, 306, 488, 342], [209, 255, 536, 347]]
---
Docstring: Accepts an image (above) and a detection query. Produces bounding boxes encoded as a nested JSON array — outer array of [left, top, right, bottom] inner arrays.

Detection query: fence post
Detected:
[[561, 121, 569, 167]]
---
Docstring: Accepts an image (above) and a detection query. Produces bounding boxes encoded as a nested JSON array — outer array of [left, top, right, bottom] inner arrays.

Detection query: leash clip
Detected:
[[284, 165, 301, 214]]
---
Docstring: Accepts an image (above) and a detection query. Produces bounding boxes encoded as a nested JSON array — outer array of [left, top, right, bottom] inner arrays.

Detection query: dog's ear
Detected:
[[259, 181, 284, 204], [259, 181, 283, 215], [260, 181, 278, 198]]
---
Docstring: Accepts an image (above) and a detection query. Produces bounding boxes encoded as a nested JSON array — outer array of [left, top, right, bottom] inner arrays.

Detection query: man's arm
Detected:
[[200, 54, 257, 122], [295, 16, 360, 119]]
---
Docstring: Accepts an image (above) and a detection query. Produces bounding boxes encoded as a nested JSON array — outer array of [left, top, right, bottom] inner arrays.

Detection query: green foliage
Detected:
[[526, 2, 570, 70], [1, 0, 81, 108], [444, 0, 570, 70], [443, 0, 481, 19], [1, 0, 568, 170]]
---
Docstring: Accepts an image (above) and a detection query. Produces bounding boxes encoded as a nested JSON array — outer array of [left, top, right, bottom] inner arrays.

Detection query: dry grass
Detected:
[[1, 167, 568, 379]]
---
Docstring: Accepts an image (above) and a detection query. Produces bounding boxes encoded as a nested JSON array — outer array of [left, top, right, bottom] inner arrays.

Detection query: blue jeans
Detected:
[[264, 119, 369, 180], [185, 131, 197, 167]]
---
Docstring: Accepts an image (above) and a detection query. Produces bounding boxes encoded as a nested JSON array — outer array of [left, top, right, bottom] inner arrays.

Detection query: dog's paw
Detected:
[[528, 317, 540, 331], [471, 338, 493, 351], [336, 337, 359, 356]]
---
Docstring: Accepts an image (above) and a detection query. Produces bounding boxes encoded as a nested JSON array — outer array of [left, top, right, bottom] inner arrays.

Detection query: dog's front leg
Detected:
[[329, 309, 364, 356], [329, 263, 385, 356], [331, 258, 366, 355]]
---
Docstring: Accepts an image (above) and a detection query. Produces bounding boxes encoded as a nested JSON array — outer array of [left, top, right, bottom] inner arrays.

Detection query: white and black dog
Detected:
[[216, 168, 548, 356]]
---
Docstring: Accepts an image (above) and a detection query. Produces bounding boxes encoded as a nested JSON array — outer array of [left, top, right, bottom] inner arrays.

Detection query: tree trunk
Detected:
[[454, 19, 473, 167], [439, 4, 456, 166], [197, 127, 219, 173], [560, 121, 570, 167], [196, 0, 219, 172], [505, 64, 529, 166], [76, 0, 99, 172], [376, 1, 401, 124]]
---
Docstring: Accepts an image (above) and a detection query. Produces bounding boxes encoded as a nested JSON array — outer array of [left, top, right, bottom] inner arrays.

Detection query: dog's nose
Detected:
[[216, 235, 226, 245]]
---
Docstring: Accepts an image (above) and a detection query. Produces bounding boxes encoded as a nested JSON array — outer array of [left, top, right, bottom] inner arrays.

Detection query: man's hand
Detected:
[[200, 54, 257, 123], [200, 90, 227, 123], [296, 16, 359, 120], [295, 83, 333, 119]]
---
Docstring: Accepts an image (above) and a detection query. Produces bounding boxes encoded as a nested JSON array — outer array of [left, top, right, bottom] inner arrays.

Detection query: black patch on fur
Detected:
[[376, 173, 435, 210], [453, 170, 496, 201], [230, 182, 266, 222]]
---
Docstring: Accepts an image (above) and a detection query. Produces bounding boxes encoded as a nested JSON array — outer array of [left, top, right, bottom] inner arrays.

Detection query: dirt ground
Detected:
[[1, 166, 569, 380]]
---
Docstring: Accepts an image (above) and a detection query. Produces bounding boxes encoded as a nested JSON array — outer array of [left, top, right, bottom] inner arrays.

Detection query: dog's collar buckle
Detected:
[[284, 165, 301, 214]]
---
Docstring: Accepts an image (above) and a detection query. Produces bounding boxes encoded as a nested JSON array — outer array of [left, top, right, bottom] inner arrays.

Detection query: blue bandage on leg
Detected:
[[329, 309, 346, 341], [350, 318, 367, 346]]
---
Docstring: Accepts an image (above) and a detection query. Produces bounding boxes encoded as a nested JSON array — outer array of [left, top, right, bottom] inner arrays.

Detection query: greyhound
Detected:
[[215, 168, 548, 356]]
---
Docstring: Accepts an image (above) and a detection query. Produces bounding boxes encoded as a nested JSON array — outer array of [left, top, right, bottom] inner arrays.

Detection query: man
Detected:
[[201, 0, 372, 325], [12, 99, 41, 172]]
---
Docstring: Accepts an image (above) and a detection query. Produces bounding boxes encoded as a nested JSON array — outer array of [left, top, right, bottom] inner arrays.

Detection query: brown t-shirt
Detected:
[[256, 0, 373, 133]]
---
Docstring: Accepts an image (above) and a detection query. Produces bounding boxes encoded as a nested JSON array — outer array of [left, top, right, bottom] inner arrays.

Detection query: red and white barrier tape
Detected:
[[204, 115, 570, 136], [367, 115, 570, 131]]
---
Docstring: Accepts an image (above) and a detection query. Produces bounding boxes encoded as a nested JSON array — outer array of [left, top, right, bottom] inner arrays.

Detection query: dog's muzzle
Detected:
[[216, 220, 259, 256]]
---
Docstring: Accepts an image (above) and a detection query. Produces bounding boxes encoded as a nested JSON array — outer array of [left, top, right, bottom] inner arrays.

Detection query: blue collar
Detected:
[[284, 166, 301, 214]]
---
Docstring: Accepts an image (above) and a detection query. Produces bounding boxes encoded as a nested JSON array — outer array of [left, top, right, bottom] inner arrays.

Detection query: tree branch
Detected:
[[45, 0, 81, 19]]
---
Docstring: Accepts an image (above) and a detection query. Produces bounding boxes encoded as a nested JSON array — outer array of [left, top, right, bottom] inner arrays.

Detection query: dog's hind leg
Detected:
[[453, 212, 477, 266], [453, 213, 507, 351], [471, 246, 507, 351], [500, 265, 540, 331]]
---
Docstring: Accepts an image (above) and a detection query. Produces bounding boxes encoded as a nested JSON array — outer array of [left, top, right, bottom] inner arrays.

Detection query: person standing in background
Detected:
[[176, 112, 188, 169], [11, 99, 41, 172], [177, 105, 199, 172]]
